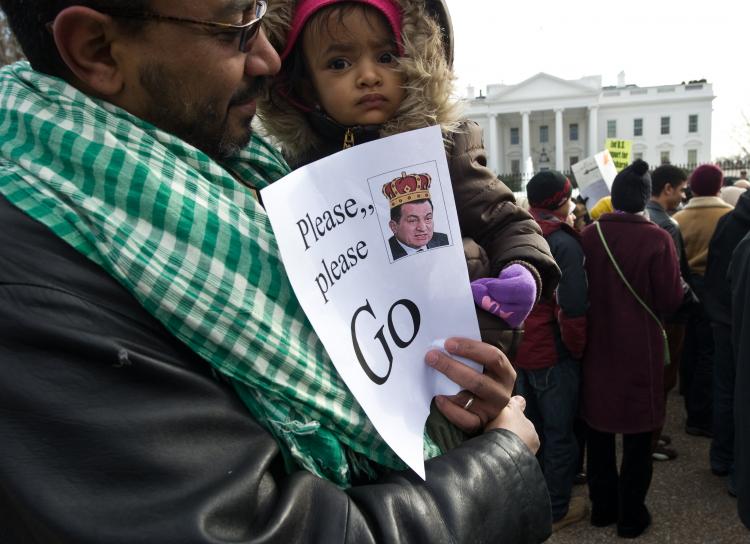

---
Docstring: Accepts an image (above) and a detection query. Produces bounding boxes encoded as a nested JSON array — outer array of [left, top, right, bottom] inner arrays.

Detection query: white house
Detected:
[[462, 72, 715, 175]]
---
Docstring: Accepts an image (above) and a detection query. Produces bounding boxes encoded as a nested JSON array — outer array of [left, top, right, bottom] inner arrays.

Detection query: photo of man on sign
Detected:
[[382, 171, 450, 261]]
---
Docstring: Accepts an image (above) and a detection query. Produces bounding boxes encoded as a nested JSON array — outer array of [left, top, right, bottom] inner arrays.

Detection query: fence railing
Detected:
[[498, 160, 750, 195]]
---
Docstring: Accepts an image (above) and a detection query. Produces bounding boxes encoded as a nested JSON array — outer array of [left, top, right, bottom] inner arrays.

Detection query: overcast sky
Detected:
[[446, 0, 750, 159]]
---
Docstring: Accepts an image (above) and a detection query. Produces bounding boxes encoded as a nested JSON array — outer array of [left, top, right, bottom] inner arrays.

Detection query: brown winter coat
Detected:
[[673, 196, 733, 276]]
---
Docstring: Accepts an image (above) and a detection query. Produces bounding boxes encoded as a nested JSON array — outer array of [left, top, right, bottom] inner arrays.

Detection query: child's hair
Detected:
[[257, 0, 462, 158]]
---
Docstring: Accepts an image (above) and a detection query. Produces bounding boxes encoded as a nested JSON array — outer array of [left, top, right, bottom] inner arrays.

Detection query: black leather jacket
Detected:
[[0, 195, 551, 543]]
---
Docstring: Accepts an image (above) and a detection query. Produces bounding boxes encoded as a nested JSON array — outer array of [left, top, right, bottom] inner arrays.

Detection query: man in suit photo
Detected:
[[382, 172, 450, 260]]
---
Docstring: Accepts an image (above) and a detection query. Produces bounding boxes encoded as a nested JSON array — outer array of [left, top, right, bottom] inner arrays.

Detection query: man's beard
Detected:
[[139, 63, 268, 161]]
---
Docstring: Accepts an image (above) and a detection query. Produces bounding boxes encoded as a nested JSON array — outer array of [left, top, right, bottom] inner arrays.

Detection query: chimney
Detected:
[[617, 71, 626, 87]]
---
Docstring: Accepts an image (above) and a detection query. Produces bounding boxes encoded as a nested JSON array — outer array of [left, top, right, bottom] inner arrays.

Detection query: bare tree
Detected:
[[736, 111, 750, 159], [1, 8, 24, 66]]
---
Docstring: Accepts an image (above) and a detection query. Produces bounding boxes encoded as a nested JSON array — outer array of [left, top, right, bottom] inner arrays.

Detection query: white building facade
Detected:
[[462, 72, 715, 175]]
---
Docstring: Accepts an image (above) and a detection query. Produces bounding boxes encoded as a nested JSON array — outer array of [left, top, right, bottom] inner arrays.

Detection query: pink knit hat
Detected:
[[689, 164, 724, 196], [279, 0, 404, 60]]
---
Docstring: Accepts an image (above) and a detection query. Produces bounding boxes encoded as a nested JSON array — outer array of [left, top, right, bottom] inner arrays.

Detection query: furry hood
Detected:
[[256, 0, 461, 161]]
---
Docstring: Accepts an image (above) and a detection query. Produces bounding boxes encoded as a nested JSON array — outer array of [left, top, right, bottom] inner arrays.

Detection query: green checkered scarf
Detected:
[[0, 62, 440, 486]]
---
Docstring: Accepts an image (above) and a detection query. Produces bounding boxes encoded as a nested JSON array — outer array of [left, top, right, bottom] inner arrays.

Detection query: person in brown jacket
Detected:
[[256, 0, 560, 358], [674, 165, 733, 438]]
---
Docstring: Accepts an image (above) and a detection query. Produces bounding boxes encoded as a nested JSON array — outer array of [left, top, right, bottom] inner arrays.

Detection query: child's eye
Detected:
[[378, 52, 397, 64], [327, 58, 351, 70]]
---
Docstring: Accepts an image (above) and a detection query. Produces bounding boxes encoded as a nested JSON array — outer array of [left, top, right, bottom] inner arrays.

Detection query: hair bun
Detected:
[[631, 158, 650, 176]]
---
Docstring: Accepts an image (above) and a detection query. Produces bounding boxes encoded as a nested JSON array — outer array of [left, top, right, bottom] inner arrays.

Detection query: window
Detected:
[[633, 118, 643, 137], [688, 149, 698, 166], [511, 159, 520, 174], [510, 127, 519, 145], [633, 152, 643, 161], [607, 120, 617, 138], [539, 125, 549, 144], [569, 156, 579, 167], [689, 114, 698, 133], [660, 151, 670, 164], [661, 116, 670, 135], [569, 123, 579, 141]]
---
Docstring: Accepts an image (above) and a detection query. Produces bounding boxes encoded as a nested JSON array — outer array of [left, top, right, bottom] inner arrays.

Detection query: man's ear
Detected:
[[51, 6, 124, 96], [388, 219, 398, 235]]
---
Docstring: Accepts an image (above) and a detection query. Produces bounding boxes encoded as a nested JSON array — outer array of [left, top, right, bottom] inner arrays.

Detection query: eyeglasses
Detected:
[[92, 0, 267, 52]]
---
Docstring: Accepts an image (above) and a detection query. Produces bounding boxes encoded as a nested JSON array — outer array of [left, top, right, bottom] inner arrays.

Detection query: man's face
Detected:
[[115, 0, 280, 160], [664, 181, 687, 211], [389, 201, 434, 249]]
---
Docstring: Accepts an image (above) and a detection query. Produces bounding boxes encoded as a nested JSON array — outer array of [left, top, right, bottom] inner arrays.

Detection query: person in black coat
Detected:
[[705, 190, 750, 493], [729, 229, 750, 529]]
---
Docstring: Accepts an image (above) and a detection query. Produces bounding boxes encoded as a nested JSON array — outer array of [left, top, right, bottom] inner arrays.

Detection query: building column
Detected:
[[554, 108, 564, 171], [487, 113, 499, 174], [521, 110, 531, 177], [496, 115, 505, 174], [588, 105, 599, 156]]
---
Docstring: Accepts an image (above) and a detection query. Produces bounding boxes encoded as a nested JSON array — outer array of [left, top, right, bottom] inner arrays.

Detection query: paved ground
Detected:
[[547, 392, 748, 543]]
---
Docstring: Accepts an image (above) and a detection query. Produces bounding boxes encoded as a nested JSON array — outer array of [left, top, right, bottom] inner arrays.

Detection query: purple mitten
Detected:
[[470, 264, 537, 328]]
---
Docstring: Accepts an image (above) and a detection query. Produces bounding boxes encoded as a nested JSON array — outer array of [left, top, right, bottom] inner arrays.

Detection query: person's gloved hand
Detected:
[[470, 263, 537, 328]]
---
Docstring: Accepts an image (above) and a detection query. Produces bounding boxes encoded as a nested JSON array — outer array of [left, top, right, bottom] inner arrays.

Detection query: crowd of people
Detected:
[[515, 162, 750, 537], [0, 0, 748, 542]]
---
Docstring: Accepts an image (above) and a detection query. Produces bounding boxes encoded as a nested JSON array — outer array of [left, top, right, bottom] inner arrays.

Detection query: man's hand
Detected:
[[486, 395, 540, 454], [426, 338, 515, 435]]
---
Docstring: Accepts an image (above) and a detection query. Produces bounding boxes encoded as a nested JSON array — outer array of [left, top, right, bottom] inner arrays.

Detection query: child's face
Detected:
[[302, 8, 405, 126]]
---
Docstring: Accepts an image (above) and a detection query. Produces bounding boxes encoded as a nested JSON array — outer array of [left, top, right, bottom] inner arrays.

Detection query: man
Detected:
[[515, 170, 589, 532], [387, 199, 449, 260], [674, 164, 733, 438], [704, 190, 750, 493], [645, 164, 691, 461], [581, 160, 683, 538], [730, 230, 750, 529], [0, 1, 551, 542], [382, 172, 449, 260]]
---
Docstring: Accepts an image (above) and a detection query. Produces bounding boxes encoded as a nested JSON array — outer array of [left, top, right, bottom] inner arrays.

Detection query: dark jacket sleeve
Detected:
[[661, 215, 681, 251], [730, 233, 750, 530], [704, 213, 737, 325], [447, 121, 560, 299], [548, 230, 588, 358], [0, 197, 552, 544], [650, 228, 685, 315]]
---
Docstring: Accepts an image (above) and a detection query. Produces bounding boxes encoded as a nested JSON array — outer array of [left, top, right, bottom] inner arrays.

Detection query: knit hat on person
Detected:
[[279, 0, 404, 60], [526, 170, 573, 210], [611, 159, 652, 213], [689, 164, 724, 196]]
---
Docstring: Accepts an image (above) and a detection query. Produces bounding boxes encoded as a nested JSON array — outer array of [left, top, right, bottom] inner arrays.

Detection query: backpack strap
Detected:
[[595, 222, 671, 366]]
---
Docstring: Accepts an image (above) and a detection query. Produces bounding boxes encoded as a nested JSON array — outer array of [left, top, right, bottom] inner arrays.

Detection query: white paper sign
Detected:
[[261, 126, 480, 479], [571, 149, 618, 210]]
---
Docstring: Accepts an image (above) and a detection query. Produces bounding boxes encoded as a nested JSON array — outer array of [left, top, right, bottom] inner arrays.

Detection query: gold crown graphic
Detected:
[[381, 172, 432, 208]]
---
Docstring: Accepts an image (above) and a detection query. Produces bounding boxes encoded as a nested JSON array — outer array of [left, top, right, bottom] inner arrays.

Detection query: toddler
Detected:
[[258, 0, 560, 447]]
